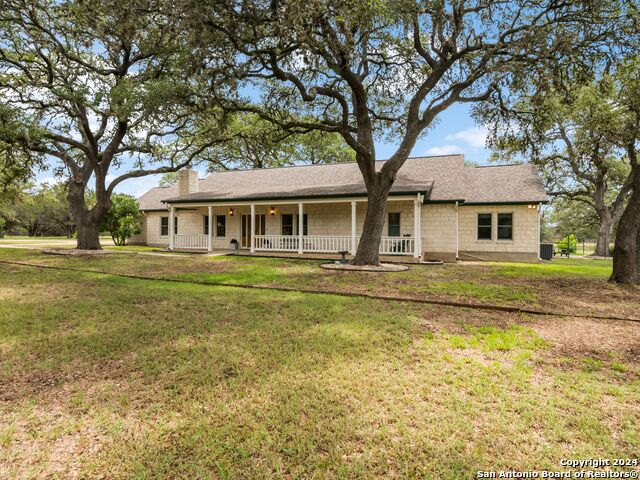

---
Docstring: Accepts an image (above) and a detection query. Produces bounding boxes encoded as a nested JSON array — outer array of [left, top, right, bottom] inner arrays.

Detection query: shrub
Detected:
[[556, 234, 577, 253], [100, 195, 141, 246]]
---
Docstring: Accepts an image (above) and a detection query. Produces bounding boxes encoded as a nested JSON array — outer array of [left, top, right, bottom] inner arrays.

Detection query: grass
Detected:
[[493, 257, 614, 279], [0, 248, 635, 321], [0, 256, 638, 478]]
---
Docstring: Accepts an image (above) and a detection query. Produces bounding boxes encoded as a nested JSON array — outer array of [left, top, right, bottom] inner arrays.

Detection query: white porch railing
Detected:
[[254, 235, 298, 252], [174, 234, 209, 250], [253, 235, 415, 255], [302, 235, 353, 253], [379, 236, 415, 255], [171, 234, 416, 255]]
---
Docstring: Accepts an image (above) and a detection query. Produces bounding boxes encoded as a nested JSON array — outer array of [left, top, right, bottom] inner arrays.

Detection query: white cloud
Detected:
[[445, 126, 488, 149], [425, 145, 464, 155]]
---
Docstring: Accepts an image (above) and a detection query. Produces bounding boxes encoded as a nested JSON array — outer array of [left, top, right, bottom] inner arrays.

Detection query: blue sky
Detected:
[[35, 103, 492, 198]]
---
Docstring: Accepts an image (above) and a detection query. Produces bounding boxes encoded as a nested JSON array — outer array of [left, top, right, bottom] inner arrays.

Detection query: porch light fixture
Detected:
[[229, 208, 235, 216], [269, 206, 276, 216]]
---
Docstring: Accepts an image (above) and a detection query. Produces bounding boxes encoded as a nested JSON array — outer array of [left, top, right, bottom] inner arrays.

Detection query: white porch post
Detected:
[[537, 203, 541, 260], [413, 198, 420, 258], [168, 206, 175, 251], [250, 204, 256, 253], [351, 201, 357, 255], [298, 202, 304, 254], [455, 201, 459, 260], [207, 205, 213, 252]]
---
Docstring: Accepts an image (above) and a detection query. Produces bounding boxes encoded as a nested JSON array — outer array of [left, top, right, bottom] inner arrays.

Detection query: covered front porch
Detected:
[[165, 195, 423, 258]]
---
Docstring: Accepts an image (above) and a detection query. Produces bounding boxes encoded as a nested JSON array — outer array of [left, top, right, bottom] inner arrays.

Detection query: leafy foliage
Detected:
[[0, 0, 230, 247], [547, 198, 600, 241], [188, 0, 603, 263], [199, 113, 354, 171], [4, 182, 95, 237], [100, 195, 142, 246], [479, 26, 639, 258], [556, 234, 578, 254], [159, 172, 178, 187]]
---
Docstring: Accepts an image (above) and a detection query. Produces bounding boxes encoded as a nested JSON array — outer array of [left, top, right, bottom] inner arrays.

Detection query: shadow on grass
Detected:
[[0, 266, 410, 403]]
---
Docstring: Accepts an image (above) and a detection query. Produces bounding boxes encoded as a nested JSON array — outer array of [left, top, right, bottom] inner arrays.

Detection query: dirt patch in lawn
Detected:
[[0, 359, 133, 403], [417, 306, 522, 334], [530, 316, 640, 363], [416, 306, 640, 367], [527, 277, 640, 318]]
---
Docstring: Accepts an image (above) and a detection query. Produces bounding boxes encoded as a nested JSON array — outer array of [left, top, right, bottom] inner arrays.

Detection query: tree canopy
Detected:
[[187, 0, 604, 264], [481, 64, 632, 256], [0, 0, 229, 248]]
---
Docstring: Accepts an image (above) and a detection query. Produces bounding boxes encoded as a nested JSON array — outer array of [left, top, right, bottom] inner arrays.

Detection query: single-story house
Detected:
[[132, 154, 547, 262]]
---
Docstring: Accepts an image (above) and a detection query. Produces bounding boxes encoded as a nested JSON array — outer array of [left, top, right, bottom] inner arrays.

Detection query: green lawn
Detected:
[[493, 257, 615, 279], [0, 250, 638, 478], [0, 248, 634, 319]]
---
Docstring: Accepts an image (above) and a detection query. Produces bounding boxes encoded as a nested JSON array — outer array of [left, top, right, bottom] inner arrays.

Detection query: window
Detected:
[[477, 213, 492, 240], [282, 213, 308, 235], [281, 214, 294, 235], [161, 216, 178, 236], [203, 215, 209, 235], [216, 215, 226, 237], [388, 212, 401, 237], [497, 213, 513, 240]]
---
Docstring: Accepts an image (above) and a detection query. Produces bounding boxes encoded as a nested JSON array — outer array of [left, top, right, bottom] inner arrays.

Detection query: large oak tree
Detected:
[[482, 70, 632, 257], [0, 0, 227, 249], [188, 0, 596, 264], [610, 58, 640, 284]]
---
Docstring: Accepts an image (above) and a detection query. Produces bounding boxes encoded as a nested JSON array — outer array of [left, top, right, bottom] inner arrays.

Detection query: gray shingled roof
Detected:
[[137, 155, 547, 211]]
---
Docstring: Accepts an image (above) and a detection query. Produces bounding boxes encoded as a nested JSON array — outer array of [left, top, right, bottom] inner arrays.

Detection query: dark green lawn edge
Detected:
[[2, 259, 639, 323]]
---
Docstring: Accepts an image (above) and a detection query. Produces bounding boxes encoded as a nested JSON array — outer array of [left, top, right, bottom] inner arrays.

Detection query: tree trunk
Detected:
[[67, 177, 109, 250], [610, 169, 640, 284], [76, 221, 102, 250], [352, 183, 391, 265], [594, 214, 613, 257]]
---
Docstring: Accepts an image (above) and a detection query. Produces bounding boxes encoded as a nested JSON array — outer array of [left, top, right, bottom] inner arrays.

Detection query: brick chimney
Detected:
[[178, 167, 199, 196]]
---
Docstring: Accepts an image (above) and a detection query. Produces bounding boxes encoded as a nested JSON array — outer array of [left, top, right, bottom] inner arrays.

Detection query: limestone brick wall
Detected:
[[128, 214, 147, 245], [142, 211, 168, 247], [420, 204, 457, 261], [458, 204, 539, 257]]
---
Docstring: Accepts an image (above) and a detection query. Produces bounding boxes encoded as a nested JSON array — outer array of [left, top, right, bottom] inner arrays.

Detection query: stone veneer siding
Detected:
[[420, 204, 458, 262], [457, 204, 539, 262]]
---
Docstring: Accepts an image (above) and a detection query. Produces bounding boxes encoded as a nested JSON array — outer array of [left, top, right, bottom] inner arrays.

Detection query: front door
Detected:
[[241, 214, 265, 248]]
